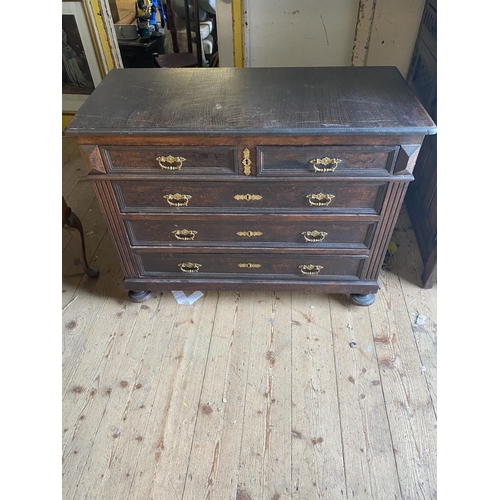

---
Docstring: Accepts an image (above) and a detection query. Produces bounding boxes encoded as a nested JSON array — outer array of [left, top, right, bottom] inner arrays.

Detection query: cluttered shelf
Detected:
[[114, 0, 218, 68]]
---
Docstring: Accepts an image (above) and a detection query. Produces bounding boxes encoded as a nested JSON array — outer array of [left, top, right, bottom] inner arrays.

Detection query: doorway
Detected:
[[109, 0, 226, 68]]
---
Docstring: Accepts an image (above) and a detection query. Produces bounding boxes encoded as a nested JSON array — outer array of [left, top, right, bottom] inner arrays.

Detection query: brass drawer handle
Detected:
[[234, 194, 262, 201], [238, 263, 261, 268], [302, 230, 328, 242], [306, 193, 335, 206], [178, 262, 201, 273], [309, 157, 342, 172], [299, 264, 323, 275], [163, 193, 192, 206], [156, 155, 186, 170], [172, 229, 197, 241], [237, 231, 263, 237]]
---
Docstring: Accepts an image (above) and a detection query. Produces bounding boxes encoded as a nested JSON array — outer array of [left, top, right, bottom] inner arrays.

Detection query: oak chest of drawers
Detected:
[[67, 67, 436, 305]]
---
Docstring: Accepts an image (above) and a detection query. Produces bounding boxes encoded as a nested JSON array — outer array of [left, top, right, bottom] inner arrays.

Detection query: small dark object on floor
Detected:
[[63, 196, 99, 278]]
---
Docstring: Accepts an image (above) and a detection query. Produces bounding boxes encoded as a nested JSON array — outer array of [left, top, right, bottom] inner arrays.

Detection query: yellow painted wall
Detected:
[[232, 0, 244, 67], [88, 0, 116, 70], [62, 114, 74, 131]]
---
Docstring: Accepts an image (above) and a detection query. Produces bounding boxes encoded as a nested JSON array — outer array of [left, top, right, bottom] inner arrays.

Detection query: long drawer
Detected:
[[113, 180, 388, 214], [124, 214, 378, 249], [134, 250, 368, 280]]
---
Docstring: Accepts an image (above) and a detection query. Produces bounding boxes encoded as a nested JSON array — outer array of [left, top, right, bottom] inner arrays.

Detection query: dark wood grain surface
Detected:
[[123, 213, 377, 248], [112, 179, 387, 213], [66, 67, 436, 136], [135, 250, 367, 279]]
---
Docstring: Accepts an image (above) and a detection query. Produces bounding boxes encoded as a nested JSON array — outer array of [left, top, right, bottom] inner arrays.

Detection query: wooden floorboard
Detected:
[[62, 137, 437, 499], [329, 293, 401, 499], [290, 292, 346, 499], [182, 291, 248, 499]]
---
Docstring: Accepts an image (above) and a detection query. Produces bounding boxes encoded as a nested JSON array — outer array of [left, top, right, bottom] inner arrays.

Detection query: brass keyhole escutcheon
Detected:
[[237, 231, 263, 237], [242, 148, 252, 176], [234, 194, 262, 201]]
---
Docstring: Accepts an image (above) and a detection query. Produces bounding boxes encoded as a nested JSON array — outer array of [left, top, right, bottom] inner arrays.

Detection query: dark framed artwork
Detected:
[[62, 1, 102, 112]]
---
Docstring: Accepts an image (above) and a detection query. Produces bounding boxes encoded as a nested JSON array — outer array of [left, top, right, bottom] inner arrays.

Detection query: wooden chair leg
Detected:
[[63, 200, 99, 278]]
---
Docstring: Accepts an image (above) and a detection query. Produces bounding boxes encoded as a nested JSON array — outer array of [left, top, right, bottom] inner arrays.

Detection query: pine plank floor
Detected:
[[62, 135, 437, 499]]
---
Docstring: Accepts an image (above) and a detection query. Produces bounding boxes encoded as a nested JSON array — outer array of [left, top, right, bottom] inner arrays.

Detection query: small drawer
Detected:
[[257, 145, 399, 176], [113, 180, 388, 214], [124, 214, 378, 249], [134, 250, 368, 280], [100, 145, 238, 174]]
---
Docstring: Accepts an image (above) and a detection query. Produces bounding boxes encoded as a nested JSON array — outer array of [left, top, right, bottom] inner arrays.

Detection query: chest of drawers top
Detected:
[[66, 66, 436, 139]]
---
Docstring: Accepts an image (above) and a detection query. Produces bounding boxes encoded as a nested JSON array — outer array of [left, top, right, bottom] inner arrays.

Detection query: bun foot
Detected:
[[85, 267, 100, 278], [350, 293, 376, 306], [128, 290, 152, 303]]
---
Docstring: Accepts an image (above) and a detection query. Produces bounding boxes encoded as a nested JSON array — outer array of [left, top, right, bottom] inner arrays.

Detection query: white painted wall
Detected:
[[215, 0, 234, 67], [242, 0, 426, 76], [243, 0, 359, 67], [366, 0, 425, 77]]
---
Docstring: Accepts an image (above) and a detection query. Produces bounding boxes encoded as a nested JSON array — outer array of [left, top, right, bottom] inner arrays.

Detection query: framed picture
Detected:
[[62, 1, 103, 112]]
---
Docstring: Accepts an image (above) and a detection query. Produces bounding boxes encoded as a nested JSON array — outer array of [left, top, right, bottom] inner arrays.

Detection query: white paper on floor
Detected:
[[171, 290, 204, 305]]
